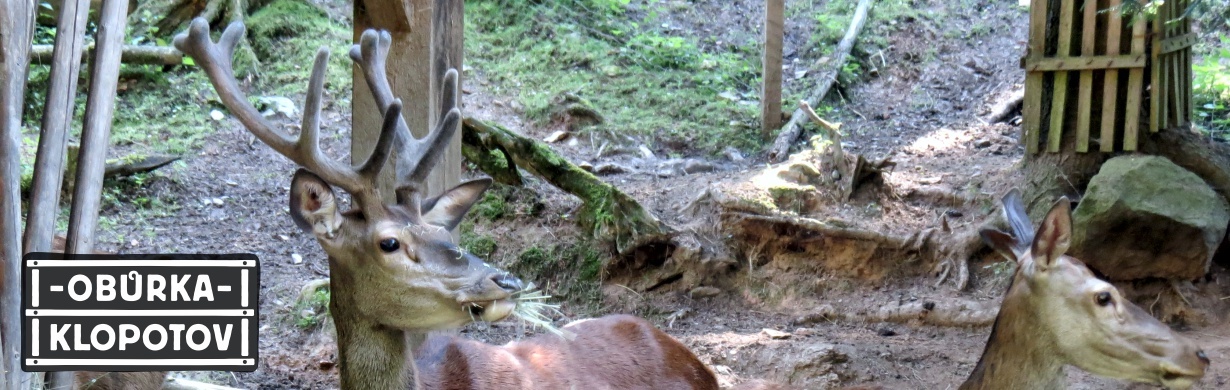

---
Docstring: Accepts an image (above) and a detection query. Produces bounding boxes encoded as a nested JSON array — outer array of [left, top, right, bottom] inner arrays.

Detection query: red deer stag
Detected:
[[174, 19, 723, 390], [960, 189, 1210, 389]]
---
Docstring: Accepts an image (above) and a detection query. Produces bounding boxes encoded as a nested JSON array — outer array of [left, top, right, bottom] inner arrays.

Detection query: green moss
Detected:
[[247, 0, 352, 97], [465, 0, 762, 155]]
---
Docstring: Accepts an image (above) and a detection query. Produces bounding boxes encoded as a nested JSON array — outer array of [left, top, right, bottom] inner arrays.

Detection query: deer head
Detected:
[[173, 19, 523, 332], [974, 189, 1209, 389]]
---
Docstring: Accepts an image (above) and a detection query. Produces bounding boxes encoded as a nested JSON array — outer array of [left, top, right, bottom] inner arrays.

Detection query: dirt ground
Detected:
[[89, 0, 1230, 389]]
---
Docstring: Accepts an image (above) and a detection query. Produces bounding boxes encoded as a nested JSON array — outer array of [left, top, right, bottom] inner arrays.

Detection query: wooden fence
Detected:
[[1022, 0, 1194, 154]]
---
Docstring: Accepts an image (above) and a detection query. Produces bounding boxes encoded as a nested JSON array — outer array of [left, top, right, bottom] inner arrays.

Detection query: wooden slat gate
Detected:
[[1022, 0, 1194, 154]]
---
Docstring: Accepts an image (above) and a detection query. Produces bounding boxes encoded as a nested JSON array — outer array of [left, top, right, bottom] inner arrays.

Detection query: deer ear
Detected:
[[979, 229, 1019, 263], [290, 169, 343, 239], [421, 178, 493, 230], [1030, 197, 1072, 268]]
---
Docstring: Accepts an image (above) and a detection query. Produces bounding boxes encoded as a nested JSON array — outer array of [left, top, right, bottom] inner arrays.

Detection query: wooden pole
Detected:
[[65, 0, 128, 256], [0, 0, 37, 388], [761, 0, 784, 140], [25, 0, 91, 256]]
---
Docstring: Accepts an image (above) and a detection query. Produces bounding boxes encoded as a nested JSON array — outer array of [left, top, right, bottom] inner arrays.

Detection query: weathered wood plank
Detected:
[[1023, 0, 1049, 154], [1160, 33, 1197, 54], [1150, 4, 1164, 133], [1048, 0, 1076, 152], [1099, 0, 1122, 152], [761, 0, 784, 139], [1124, 14, 1146, 147], [0, 0, 37, 387], [1024, 54, 1145, 71], [1076, 0, 1098, 152]]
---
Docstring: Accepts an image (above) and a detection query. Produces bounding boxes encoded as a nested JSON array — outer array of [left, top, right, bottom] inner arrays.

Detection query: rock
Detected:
[[543, 130, 570, 143], [724, 147, 745, 163], [761, 328, 792, 339], [1071, 156, 1230, 280], [578, 161, 594, 172], [258, 96, 298, 118], [291, 253, 304, 264], [974, 138, 992, 148], [638, 145, 656, 159], [593, 163, 631, 175], [689, 286, 721, 298], [682, 159, 716, 174]]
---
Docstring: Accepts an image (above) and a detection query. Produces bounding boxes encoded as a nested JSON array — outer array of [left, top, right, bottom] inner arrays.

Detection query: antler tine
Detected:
[[396, 69, 461, 187], [175, 18, 371, 197], [357, 99, 402, 180], [349, 29, 462, 198]]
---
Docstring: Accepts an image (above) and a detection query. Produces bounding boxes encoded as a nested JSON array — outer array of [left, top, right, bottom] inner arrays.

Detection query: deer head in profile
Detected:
[[964, 189, 1210, 390]]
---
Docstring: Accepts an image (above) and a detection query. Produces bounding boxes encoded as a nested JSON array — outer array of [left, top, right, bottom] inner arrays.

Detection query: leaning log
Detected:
[[462, 117, 673, 256], [30, 44, 184, 65]]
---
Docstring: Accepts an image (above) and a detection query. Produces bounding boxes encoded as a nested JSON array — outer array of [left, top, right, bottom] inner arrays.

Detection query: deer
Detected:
[[958, 189, 1210, 389], [173, 18, 727, 390]]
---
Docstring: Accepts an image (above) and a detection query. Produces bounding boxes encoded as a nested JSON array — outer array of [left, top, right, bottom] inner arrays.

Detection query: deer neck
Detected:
[[329, 266, 425, 390], [959, 288, 1065, 390]]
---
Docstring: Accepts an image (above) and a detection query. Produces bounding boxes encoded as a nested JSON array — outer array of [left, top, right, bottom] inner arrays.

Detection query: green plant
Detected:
[[294, 287, 331, 329], [1193, 34, 1230, 137]]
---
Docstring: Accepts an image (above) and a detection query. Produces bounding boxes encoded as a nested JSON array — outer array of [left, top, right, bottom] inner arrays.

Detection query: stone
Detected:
[[761, 328, 792, 339], [689, 286, 721, 298], [1071, 156, 1229, 280]]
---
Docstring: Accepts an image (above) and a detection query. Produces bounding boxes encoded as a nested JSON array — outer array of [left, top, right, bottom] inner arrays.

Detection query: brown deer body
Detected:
[[960, 189, 1210, 389], [174, 19, 723, 390], [415, 315, 718, 390]]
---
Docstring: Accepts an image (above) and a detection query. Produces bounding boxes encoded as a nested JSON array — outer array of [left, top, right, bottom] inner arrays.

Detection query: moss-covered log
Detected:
[[462, 117, 673, 256]]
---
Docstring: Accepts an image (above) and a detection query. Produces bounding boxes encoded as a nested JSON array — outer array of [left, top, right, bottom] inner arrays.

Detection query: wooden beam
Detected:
[[1160, 33, 1197, 54], [1075, 0, 1097, 153], [0, 0, 36, 387], [761, 0, 784, 140], [430, 0, 463, 216], [1024, 54, 1146, 71], [1022, 0, 1048, 154], [1047, 0, 1075, 153], [1099, 0, 1123, 152]]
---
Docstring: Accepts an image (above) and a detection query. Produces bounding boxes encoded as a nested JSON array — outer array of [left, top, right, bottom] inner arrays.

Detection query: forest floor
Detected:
[[51, 0, 1230, 389]]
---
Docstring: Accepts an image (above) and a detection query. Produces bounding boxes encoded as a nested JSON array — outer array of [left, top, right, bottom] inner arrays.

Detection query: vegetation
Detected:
[[465, 0, 764, 155]]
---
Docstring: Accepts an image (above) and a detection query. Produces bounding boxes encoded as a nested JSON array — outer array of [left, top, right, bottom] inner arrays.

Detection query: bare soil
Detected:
[[89, 0, 1230, 389]]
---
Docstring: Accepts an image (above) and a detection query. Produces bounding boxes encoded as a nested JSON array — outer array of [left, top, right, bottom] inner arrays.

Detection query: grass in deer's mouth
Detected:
[[511, 282, 576, 340]]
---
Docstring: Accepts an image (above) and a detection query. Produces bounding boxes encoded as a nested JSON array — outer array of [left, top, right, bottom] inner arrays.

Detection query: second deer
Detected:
[[960, 189, 1210, 389]]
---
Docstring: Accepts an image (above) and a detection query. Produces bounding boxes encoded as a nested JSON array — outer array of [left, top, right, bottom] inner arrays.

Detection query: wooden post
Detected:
[[0, 1, 37, 388], [353, 0, 461, 204], [761, 0, 784, 139], [65, 0, 129, 255]]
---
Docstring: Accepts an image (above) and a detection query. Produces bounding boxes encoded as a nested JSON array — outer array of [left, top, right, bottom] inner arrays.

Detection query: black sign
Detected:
[[22, 253, 260, 372]]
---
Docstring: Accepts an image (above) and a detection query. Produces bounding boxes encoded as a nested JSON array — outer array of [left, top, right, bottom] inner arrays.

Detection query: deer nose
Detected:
[[1196, 349, 1210, 365], [492, 273, 523, 292]]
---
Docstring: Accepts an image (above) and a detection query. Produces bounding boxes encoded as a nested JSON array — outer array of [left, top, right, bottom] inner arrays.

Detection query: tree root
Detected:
[[792, 298, 998, 328]]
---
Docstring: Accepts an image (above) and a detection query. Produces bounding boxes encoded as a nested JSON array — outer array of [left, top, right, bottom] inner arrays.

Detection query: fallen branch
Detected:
[[462, 117, 673, 257], [31, 44, 184, 65], [768, 0, 874, 163], [164, 377, 248, 390], [985, 90, 1024, 124]]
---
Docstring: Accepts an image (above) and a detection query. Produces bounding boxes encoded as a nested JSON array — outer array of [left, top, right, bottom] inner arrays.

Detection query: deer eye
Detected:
[[379, 238, 400, 253], [1095, 291, 1113, 307]]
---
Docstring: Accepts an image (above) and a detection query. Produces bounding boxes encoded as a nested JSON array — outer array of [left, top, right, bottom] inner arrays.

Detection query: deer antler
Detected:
[[349, 30, 461, 205], [173, 18, 402, 211]]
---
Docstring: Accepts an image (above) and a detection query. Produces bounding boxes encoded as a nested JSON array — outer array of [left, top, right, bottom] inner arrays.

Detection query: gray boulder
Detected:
[[1071, 156, 1229, 280]]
